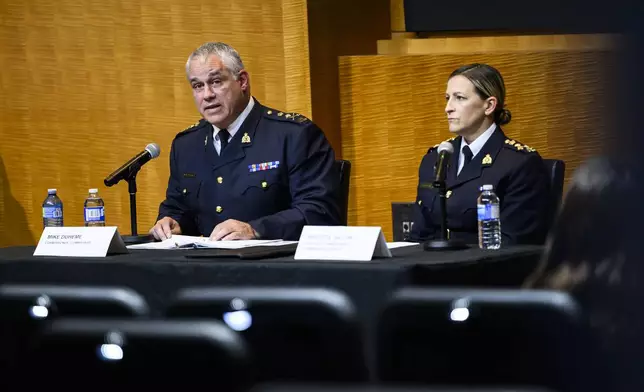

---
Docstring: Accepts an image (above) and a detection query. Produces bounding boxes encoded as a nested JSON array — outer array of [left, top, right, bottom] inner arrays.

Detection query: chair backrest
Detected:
[[9, 319, 254, 390], [165, 286, 367, 383], [0, 284, 150, 318], [377, 288, 600, 392], [0, 284, 149, 371], [334, 160, 351, 225], [543, 159, 565, 230]]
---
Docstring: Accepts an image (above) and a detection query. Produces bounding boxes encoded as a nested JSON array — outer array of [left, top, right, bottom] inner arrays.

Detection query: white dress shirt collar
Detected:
[[212, 96, 255, 142], [458, 123, 497, 174]]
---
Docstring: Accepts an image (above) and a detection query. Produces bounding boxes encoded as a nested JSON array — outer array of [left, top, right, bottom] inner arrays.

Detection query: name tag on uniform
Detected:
[[249, 161, 280, 172]]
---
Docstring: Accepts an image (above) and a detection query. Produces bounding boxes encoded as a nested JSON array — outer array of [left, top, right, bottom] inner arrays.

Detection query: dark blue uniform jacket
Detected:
[[410, 127, 550, 245], [157, 99, 342, 240]]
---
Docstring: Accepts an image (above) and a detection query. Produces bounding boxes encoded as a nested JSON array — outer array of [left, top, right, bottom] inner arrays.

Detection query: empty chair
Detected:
[[0, 284, 149, 370], [8, 318, 254, 390], [166, 287, 367, 383], [542, 159, 566, 231], [334, 159, 352, 226], [377, 288, 602, 392]]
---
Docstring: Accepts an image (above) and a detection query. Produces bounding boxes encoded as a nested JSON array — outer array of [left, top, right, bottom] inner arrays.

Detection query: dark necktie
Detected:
[[218, 129, 230, 154], [462, 145, 473, 167]]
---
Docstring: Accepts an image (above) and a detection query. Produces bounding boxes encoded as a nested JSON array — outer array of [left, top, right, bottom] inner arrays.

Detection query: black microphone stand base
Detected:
[[121, 234, 155, 246], [423, 238, 468, 251]]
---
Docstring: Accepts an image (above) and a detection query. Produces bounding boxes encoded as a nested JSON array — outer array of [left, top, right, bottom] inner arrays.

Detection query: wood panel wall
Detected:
[[0, 0, 310, 246], [307, 0, 391, 157], [340, 47, 617, 240], [0, 0, 622, 247]]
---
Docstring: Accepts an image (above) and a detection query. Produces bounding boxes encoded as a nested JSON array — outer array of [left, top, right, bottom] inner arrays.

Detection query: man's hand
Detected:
[[149, 217, 182, 240], [209, 219, 258, 241]]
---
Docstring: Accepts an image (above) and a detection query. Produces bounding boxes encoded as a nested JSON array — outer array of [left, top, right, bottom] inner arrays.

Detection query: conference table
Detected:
[[0, 244, 543, 318]]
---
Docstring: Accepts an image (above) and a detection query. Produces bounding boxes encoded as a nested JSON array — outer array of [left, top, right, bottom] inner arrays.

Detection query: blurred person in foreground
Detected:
[[524, 156, 644, 391]]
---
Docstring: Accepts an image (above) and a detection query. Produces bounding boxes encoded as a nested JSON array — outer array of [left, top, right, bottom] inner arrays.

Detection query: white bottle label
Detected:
[[43, 206, 62, 219], [477, 204, 500, 221], [84, 207, 105, 222]]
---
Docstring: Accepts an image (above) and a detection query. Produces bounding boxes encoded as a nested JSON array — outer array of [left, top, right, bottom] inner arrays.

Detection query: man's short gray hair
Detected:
[[185, 42, 245, 79]]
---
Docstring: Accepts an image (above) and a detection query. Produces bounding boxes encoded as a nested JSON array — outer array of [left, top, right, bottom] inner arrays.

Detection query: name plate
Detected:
[[294, 226, 392, 262], [34, 227, 129, 258]]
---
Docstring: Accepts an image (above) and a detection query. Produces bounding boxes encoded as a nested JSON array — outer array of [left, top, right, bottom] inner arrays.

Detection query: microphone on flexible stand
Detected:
[[104, 144, 161, 187], [104, 143, 160, 245], [424, 141, 468, 251], [433, 141, 453, 184]]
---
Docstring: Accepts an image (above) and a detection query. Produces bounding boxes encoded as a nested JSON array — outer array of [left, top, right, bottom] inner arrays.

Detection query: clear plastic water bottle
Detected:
[[84, 188, 105, 227], [42, 189, 63, 227], [477, 184, 501, 249]]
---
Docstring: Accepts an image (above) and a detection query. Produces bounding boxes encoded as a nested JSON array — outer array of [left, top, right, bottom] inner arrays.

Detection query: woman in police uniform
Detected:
[[410, 63, 550, 246]]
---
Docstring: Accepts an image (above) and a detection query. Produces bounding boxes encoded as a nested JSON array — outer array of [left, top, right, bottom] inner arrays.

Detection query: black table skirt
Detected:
[[0, 244, 543, 378], [0, 244, 543, 318]]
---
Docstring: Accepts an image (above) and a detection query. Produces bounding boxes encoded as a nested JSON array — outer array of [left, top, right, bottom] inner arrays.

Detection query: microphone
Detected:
[[424, 140, 467, 251], [434, 141, 454, 184], [104, 143, 161, 187]]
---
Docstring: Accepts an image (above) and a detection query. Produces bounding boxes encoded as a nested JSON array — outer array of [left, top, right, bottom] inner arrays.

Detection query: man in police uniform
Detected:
[[150, 42, 341, 241]]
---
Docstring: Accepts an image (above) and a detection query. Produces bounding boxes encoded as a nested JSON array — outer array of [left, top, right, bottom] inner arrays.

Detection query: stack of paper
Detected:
[[193, 239, 298, 249], [126, 235, 297, 250]]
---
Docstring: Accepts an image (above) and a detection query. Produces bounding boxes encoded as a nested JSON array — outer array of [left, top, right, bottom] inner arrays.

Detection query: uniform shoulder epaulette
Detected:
[[503, 138, 537, 153], [264, 109, 311, 125], [176, 119, 205, 137], [428, 136, 456, 154]]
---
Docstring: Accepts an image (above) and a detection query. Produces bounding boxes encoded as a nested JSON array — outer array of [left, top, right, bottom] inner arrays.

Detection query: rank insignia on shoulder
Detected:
[[504, 139, 537, 153], [290, 113, 310, 123], [241, 132, 251, 143], [429, 136, 456, 152], [248, 161, 280, 172], [177, 120, 203, 138], [182, 120, 201, 132], [266, 109, 310, 124]]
